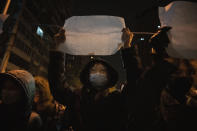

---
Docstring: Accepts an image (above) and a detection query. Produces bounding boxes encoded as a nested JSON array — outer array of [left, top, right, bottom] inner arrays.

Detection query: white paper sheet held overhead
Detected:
[[58, 15, 126, 55], [159, 1, 197, 59]]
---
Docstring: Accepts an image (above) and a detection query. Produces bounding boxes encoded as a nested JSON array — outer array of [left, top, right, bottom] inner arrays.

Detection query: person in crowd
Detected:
[[130, 25, 197, 131], [132, 24, 197, 131], [0, 70, 42, 131], [127, 26, 175, 131], [48, 28, 141, 131], [160, 59, 197, 131], [131, 56, 176, 131], [33, 76, 71, 131]]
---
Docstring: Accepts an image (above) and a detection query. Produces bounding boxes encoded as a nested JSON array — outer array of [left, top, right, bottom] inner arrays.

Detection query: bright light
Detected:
[[36, 26, 43, 37], [140, 38, 144, 41], [158, 25, 161, 28]]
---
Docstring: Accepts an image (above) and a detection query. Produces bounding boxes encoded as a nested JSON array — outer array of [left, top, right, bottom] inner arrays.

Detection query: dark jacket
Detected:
[[131, 60, 175, 131], [48, 47, 141, 131], [160, 88, 197, 131], [78, 58, 125, 131], [0, 70, 37, 131]]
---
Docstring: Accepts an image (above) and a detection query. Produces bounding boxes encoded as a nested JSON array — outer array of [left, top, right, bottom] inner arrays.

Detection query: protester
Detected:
[[0, 70, 41, 131], [160, 59, 197, 131], [33, 76, 71, 131], [48, 28, 141, 131], [130, 25, 196, 131]]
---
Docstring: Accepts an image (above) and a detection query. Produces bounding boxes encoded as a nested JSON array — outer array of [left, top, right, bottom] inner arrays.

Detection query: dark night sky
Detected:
[[0, 0, 161, 33], [0, 0, 7, 12], [72, 0, 161, 32]]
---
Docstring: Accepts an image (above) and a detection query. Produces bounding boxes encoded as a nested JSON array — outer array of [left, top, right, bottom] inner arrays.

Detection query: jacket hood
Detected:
[[80, 50, 126, 89], [0, 70, 35, 117]]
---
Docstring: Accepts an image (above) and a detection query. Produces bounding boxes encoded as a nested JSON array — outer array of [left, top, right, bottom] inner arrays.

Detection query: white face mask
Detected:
[[89, 73, 108, 88]]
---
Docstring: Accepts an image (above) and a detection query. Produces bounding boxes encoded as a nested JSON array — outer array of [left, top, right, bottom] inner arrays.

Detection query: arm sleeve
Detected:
[[48, 50, 74, 106], [121, 47, 142, 90], [121, 47, 142, 115]]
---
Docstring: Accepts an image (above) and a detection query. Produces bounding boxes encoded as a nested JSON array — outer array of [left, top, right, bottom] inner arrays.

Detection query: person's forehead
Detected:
[[92, 63, 106, 69]]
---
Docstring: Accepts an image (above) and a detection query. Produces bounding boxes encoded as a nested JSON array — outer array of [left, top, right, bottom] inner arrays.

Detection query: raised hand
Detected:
[[51, 28, 66, 50], [121, 28, 134, 48]]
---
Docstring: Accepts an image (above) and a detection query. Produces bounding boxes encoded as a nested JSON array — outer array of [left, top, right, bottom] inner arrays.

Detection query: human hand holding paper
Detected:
[[121, 28, 134, 48], [52, 28, 66, 50]]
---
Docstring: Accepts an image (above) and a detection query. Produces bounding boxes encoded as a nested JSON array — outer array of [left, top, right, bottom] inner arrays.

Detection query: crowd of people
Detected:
[[0, 25, 197, 131]]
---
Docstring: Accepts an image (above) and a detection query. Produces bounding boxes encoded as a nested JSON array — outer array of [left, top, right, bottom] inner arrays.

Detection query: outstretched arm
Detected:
[[48, 29, 74, 106], [121, 28, 142, 81], [121, 28, 143, 113]]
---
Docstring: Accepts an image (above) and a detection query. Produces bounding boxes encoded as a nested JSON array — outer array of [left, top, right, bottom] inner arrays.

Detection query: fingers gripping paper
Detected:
[[159, 1, 197, 59], [58, 16, 126, 55]]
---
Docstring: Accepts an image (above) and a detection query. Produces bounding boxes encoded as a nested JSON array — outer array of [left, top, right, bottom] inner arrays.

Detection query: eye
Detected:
[[90, 69, 97, 73], [100, 69, 106, 72]]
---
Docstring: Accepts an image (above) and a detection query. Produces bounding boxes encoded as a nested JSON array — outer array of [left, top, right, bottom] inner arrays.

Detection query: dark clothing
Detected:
[[28, 111, 43, 131], [160, 89, 197, 131], [48, 47, 140, 131], [48, 51, 75, 107], [79, 88, 126, 131], [0, 104, 29, 131], [130, 59, 176, 131], [34, 101, 69, 131], [0, 70, 36, 131]]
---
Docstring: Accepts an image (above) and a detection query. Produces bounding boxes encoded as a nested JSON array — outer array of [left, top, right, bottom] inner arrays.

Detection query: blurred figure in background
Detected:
[[0, 70, 42, 131], [131, 25, 197, 131], [160, 59, 197, 131], [33, 76, 71, 131]]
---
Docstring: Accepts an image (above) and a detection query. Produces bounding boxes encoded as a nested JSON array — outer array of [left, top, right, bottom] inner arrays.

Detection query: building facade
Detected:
[[0, 0, 85, 80]]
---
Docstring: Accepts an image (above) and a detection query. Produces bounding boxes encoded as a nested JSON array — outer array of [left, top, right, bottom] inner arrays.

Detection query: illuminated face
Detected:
[[89, 63, 108, 88], [1, 80, 24, 105], [90, 63, 107, 75], [174, 61, 189, 77]]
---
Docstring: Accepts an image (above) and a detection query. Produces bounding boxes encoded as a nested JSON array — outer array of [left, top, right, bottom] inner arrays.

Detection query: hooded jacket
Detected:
[[78, 58, 127, 131], [48, 46, 141, 131], [0, 70, 36, 131]]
